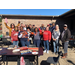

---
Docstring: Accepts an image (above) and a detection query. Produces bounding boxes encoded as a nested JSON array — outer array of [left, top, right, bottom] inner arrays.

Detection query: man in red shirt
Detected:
[[42, 27, 51, 53]]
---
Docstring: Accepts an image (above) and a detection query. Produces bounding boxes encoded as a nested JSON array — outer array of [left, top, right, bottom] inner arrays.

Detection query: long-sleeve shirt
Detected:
[[18, 31, 28, 41], [4, 22, 20, 37], [39, 27, 45, 32], [23, 27, 26, 30], [11, 31, 19, 41], [52, 29, 60, 40], [43, 30, 51, 41], [61, 28, 71, 42], [27, 32, 30, 39], [50, 26, 55, 33], [31, 32, 43, 40]]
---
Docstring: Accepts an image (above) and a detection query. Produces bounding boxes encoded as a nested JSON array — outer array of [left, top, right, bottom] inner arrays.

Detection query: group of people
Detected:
[[4, 18, 71, 58]]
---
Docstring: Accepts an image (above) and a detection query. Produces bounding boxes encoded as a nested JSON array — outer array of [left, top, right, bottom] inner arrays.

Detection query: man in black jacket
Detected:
[[61, 24, 71, 58]]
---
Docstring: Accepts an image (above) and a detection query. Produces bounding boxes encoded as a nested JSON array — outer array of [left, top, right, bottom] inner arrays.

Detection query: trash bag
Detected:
[[20, 56, 25, 65]]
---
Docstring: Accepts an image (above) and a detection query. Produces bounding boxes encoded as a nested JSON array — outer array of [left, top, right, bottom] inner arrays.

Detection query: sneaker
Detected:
[[55, 52, 58, 55], [43, 50, 46, 53], [47, 51, 49, 54], [55, 53, 58, 55], [38, 56, 40, 58], [52, 52, 55, 54]]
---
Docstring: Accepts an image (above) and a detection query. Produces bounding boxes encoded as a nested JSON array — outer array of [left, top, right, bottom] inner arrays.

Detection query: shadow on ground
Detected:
[[67, 60, 75, 65], [40, 60, 50, 65]]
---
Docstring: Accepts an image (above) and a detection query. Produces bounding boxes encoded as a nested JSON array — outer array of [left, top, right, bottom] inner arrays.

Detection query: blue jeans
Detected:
[[34, 39, 40, 47], [20, 40, 29, 47], [53, 40, 59, 53], [13, 41, 19, 47], [62, 41, 69, 53], [29, 40, 31, 45], [43, 40, 49, 50]]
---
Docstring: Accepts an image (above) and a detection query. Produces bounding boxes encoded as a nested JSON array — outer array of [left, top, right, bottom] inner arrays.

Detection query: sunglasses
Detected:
[[64, 26, 67, 27]]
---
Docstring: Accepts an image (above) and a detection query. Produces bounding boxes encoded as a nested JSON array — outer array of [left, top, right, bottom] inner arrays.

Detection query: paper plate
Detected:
[[7, 48, 14, 50], [32, 52, 38, 55], [12, 49, 20, 52]]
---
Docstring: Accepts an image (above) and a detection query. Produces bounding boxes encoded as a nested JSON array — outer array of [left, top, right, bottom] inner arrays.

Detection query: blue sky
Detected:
[[0, 9, 71, 16]]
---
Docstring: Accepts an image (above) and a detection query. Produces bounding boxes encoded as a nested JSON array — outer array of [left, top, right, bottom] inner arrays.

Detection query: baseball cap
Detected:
[[64, 24, 67, 27]]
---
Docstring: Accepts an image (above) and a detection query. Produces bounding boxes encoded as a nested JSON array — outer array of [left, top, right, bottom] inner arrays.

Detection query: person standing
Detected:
[[28, 24, 33, 44], [31, 25, 35, 44], [47, 24, 52, 32], [21, 23, 23, 27], [18, 26, 21, 47], [52, 25, 60, 54], [42, 27, 51, 53], [18, 26, 29, 47], [23, 24, 26, 30], [39, 24, 45, 47], [31, 28, 42, 47], [29, 24, 32, 31], [18, 26, 21, 32], [31, 25, 35, 32], [4, 18, 20, 37], [27, 28, 31, 45], [39, 24, 45, 32], [11, 26, 19, 48], [26, 24, 29, 29], [50, 22, 56, 33], [61, 24, 71, 58], [51, 22, 56, 52]]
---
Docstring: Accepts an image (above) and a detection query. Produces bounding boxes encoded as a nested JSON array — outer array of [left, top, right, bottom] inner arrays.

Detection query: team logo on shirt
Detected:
[[14, 33, 18, 36], [43, 32, 48, 35]]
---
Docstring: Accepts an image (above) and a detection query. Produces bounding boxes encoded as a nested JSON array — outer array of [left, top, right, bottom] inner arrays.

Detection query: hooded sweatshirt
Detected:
[[11, 30, 19, 41]]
